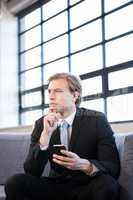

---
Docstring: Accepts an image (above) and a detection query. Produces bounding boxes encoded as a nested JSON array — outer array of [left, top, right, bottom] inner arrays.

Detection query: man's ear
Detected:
[[73, 91, 79, 102]]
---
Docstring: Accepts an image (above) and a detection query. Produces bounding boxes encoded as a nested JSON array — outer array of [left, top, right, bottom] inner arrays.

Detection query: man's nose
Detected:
[[49, 91, 55, 99]]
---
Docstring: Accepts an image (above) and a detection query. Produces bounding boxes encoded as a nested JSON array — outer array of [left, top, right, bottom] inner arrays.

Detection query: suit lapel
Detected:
[[69, 108, 83, 151]]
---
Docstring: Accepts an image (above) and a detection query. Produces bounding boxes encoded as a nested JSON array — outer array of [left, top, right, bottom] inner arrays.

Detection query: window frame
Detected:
[[17, 0, 133, 125]]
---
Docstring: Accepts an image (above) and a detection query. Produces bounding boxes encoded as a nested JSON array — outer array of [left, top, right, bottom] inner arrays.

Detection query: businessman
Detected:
[[5, 72, 120, 200]]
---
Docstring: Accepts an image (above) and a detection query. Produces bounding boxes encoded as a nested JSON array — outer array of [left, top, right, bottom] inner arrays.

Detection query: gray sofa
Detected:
[[0, 132, 133, 200]]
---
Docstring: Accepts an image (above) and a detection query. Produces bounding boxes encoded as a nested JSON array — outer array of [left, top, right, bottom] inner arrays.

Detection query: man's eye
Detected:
[[48, 89, 64, 94], [55, 90, 63, 93]]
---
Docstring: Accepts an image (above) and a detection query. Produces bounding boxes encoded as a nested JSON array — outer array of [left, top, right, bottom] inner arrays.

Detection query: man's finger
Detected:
[[61, 150, 76, 158]]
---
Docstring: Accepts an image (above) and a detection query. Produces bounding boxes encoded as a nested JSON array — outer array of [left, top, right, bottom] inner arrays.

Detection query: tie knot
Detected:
[[61, 120, 69, 128]]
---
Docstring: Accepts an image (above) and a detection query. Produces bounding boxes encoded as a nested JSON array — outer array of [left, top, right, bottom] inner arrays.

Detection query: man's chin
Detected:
[[49, 106, 57, 113], [56, 106, 73, 114], [56, 107, 64, 114], [49, 106, 62, 113]]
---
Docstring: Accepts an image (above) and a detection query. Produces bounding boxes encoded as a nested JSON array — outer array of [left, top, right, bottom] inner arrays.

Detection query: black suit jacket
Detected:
[[24, 108, 120, 183]]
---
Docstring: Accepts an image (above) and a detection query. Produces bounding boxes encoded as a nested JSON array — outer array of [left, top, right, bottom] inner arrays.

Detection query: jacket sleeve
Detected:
[[24, 118, 49, 177], [90, 113, 120, 179]]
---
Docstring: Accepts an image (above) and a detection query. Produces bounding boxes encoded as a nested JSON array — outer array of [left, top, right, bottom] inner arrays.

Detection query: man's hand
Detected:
[[43, 111, 59, 135], [39, 109, 60, 147], [52, 150, 93, 174]]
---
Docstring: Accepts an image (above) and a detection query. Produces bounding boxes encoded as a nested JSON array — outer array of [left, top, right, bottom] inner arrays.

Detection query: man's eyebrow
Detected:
[[48, 88, 63, 91]]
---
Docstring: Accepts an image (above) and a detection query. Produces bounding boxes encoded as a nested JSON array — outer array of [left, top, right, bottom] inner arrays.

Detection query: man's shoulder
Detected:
[[77, 107, 105, 119], [35, 115, 44, 126]]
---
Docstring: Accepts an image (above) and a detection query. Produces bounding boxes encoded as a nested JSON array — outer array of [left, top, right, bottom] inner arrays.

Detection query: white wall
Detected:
[[0, 1, 18, 128]]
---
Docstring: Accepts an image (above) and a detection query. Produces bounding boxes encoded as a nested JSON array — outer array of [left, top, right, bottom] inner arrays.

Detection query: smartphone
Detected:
[[51, 144, 66, 156]]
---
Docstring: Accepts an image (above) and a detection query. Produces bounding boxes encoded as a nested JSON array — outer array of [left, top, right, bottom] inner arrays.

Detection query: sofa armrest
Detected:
[[115, 133, 133, 200]]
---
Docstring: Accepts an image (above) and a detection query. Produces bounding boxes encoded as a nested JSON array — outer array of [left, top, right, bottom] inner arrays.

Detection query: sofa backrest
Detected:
[[0, 133, 30, 185]]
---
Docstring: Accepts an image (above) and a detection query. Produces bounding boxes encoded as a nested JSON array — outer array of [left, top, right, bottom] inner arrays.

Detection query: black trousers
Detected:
[[4, 173, 120, 200]]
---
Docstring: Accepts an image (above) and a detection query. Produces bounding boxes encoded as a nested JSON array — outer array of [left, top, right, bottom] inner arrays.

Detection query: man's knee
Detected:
[[5, 173, 26, 195], [91, 174, 120, 199]]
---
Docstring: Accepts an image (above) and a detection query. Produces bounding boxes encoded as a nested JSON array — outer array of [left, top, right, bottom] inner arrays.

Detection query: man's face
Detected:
[[48, 78, 77, 115]]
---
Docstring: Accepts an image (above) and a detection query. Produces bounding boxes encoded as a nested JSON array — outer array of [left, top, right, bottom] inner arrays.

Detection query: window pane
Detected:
[[81, 76, 102, 97], [108, 68, 133, 90], [70, 0, 81, 5], [43, 0, 67, 20], [20, 26, 41, 51], [20, 47, 41, 71], [20, 8, 41, 32], [21, 110, 42, 125], [22, 92, 42, 108], [44, 89, 49, 104], [43, 34, 68, 62], [43, 58, 69, 84], [71, 46, 102, 76], [21, 68, 41, 91], [105, 0, 131, 12], [43, 11, 67, 41], [80, 99, 104, 113], [71, 20, 102, 52], [107, 93, 133, 122], [105, 5, 133, 39], [70, 0, 101, 29], [106, 34, 133, 66], [44, 108, 49, 115]]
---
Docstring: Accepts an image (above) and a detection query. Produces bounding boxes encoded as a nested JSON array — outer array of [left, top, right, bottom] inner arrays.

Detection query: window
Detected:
[[108, 68, 133, 90], [106, 34, 133, 66], [105, 5, 133, 39], [43, 58, 69, 85], [71, 46, 102, 75], [71, 19, 102, 52], [20, 26, 41, 51], [20, 47, 41, 71], [107, 93, 133, 122], [18, 0, 133, 125], [82, 76, 102, 97], [80, 98, 104, 113], [70, 0, 101, 28], [20, 68, 41, 91], [43, 11, 68, 41], [22, 92, 42, 108], [20, 8, 41, 32], [43, 35, 68, 62]]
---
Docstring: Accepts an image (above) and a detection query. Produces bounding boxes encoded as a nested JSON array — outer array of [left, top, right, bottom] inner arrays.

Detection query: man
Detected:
[[5, 72, 120, 200]]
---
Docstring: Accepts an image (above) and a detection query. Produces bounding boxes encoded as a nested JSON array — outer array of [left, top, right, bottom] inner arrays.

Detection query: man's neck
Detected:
[[61, 107, 76, 119], [58, 109, 76, 126]]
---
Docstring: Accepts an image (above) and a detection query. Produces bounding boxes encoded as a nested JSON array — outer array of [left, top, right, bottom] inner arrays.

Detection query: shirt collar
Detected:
[[58, 110, 76, 127]]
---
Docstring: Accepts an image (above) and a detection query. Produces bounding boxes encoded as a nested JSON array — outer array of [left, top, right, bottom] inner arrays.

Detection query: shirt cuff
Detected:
[[89, 164, 99, 176], [40, 144, 48, 150]]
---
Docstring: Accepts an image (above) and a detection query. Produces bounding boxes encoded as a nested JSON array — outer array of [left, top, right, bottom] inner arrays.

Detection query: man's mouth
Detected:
[[49, 103, 58, 112], [49, 103, 56, 107], [49, 103, 57, 110]]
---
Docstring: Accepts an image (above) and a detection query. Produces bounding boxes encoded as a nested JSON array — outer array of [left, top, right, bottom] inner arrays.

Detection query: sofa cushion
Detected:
[[0, 186, 5, 200], [0, 133, 30, 185]]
